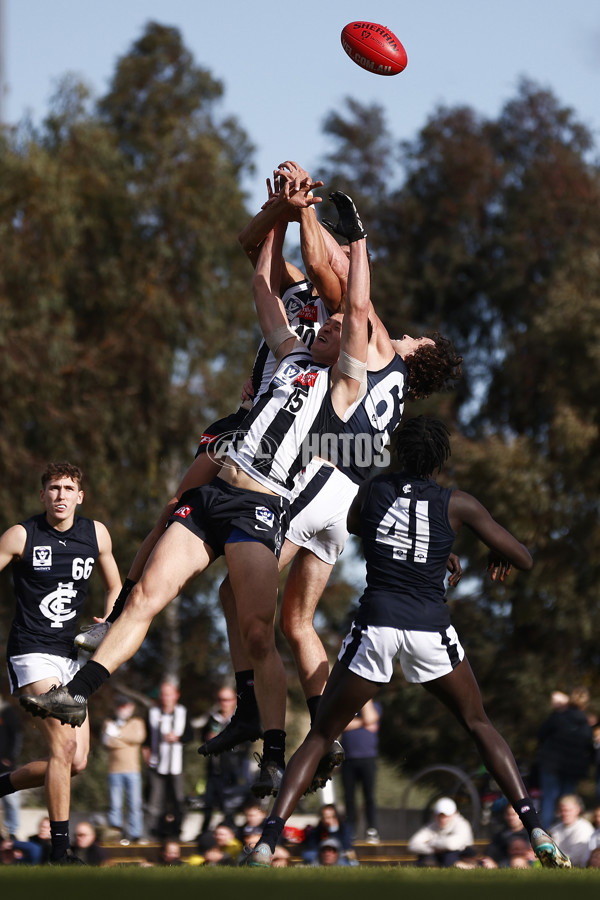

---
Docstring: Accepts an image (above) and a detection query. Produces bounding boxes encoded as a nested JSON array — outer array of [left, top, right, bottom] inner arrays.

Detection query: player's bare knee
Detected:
[[51, 733, 78, 765], [279, 607, 310, 645], [126, 583, 162, 621], [242, 621, 275, 662], [71, 750, 89, 776]]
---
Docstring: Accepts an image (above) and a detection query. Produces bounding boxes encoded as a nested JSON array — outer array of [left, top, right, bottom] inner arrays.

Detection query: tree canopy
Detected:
[[1, 22, 600, 791]]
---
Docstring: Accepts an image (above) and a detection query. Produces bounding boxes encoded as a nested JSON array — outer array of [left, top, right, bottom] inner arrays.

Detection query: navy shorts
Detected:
[[169, 477, 289, 559], [195, 407, 250, 458]]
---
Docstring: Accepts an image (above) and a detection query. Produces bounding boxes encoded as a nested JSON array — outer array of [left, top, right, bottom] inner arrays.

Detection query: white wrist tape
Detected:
[[265, 324, 297, 353]]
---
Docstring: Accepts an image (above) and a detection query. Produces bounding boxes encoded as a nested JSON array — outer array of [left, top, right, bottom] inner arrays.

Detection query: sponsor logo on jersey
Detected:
[[298, 304, 318, 322], [33, 546, 52, 570], [255, 507, 275, 528], [174, 505, 192, 518], [40, 581, 78, 628], [198, 433, 216, 445], [293, 371, 319, 388]]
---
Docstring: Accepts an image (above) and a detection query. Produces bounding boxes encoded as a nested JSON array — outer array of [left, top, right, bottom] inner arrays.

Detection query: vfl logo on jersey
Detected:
[[284, 295, 306, 320], [174, 505, 192, 518], [298, 304, 318, 322], [40, 581, 78, 628], [293, 371, 319, 387], [254, 507, 274, 531], [272, 361, 304, 389], [33, 546, 52, 570]]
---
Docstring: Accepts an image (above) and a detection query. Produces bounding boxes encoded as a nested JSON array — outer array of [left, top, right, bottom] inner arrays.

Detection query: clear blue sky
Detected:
[[3, 0, 600, 211]]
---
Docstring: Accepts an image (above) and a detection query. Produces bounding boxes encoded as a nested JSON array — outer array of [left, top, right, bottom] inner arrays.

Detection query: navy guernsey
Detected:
[[335, 354, 408, 485], [355, 472, 456, 631], [7, 514, 100, 660]]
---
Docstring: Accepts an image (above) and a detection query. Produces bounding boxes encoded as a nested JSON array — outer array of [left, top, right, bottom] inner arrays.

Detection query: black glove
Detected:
[[322, 191, 367, 243]]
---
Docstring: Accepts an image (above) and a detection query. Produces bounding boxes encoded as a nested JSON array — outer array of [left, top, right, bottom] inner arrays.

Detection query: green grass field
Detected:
[[1, 865, 598, 900]]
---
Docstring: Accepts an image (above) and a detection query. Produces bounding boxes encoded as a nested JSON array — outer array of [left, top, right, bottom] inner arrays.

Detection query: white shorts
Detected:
[[7, 652, 81, 693], [338, 622, 465, 684], [286, 461, 359, 565]]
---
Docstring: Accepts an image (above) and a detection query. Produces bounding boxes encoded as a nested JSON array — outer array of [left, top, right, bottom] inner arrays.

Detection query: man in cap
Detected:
[[407, 797, 475, 867]]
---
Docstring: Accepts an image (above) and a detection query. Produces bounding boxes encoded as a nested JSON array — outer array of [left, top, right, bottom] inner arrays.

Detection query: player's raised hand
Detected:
[[323, 191, 367, 242]]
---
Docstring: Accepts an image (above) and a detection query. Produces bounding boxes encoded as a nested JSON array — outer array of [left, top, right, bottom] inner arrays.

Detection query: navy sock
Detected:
[[0, 773, 15, 798], [262, 729, 286, 768], [50, 819, 70, 861], [67, 660, 110, 701], [234, 670, 259, 721], [260, 815, 286, 854], [106, 578, 136, 623], [514, 797, 541, 836]]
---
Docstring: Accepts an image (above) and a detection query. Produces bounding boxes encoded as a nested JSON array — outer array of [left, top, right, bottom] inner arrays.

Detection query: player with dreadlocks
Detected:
[[245, 416, 571, 869]]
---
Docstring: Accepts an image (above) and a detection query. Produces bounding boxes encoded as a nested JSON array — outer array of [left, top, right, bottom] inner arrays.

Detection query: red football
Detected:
[[341, 22, 407, 76]]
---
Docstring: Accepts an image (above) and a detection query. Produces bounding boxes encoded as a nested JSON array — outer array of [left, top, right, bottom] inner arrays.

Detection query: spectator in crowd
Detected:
[[593, 725, 600, 803], [202, 841, 236, 866], [213, 822, 242, 860], [551, 691, 570, 712], [0, 692, 22, 841], [196, 686, 250, 832], [301, 803, 355, 865], [156, 838, 187, 866], [408, 797, 475, 867], [71, 820, 108, 866], [236, 799, 266, 844], [538, 687, 594, 829], [0, 835, 44, 865], [314, 837, 352, 867], [28, 815, 52, 864], [192, 829, 235, 866], [272, 844, 291, 867], [587, 803, 600, 861], [340, 699, 381, 843], [101, 694, 146, 845], [587, 847, 600, 868], [479, 804, 533, 868], [143, 680, 193, 839], [548, 794, 594, 868]]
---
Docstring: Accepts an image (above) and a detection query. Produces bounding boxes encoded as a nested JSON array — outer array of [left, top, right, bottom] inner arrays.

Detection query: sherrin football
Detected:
[[341, 22, 407, 76]]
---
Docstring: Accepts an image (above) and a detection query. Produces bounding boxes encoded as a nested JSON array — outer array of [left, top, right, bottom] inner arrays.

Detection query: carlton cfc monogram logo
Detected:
[[40, 582, 78, 628]]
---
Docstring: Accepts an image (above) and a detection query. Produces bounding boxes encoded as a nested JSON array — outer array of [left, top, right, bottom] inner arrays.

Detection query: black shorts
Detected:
[[169, 477, 290, 559], [195, 407, 250, 458]]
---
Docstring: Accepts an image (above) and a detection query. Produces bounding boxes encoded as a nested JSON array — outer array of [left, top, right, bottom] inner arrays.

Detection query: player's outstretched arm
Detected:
[[449, 490, 533, 574], [299, 206, 343, 313], [252, 225, 302, 362], [329, 192, 370, 417]]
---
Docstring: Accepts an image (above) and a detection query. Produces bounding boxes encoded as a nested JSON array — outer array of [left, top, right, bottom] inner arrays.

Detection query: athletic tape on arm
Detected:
[[338, 350, 367, 401], [265, 324, 299, 353]]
